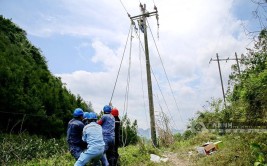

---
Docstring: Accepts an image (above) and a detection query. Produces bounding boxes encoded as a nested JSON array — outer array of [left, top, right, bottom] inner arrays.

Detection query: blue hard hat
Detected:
[[103, 105, 112, 113], [84, 112, 98, 120], [83, 112, 90, 119], [73, 108, 84, 117]]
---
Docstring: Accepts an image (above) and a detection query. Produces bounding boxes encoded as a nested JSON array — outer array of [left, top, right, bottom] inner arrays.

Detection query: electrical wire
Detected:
[[151, 68, 179, 129], [132, 20, 179, 139], [154, 93, 175, 130], [110, 23, 132, 104], [146, 20, 184, 123], [153, 0, 155, 5], [119, 0, 130, 15]]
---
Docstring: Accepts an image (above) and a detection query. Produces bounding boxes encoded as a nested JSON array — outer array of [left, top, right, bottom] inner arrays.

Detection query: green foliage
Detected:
[[168, 132, 267, 166], [188, 131, 217, 145], [0, 16, 90, 138], [119, 142, 160, 166], [0, 133, 68, 165], [121, 114, 139, 146], [19, 153, 74, 166], [193, 29, 267, 128], [228, 29, 267, 122], [173, 133, 183, 142], [183, 130, 196, 140], [192, 133, 267, 166], [194, 98, 225, 123], [193, 134, 251, 166], [190, 28, 267, 165], [251, 138, 267, 166], [119, 145, 150, 165]]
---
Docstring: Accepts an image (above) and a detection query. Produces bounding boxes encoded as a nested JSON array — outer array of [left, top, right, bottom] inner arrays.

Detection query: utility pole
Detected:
[[130, 4, 158, 146], [235, 52, 241, 75], [209, 53, 242, 108], [214, 53, 226, 108]]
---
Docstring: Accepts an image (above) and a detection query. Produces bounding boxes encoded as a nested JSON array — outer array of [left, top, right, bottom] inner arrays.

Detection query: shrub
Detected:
[[121, 114, 139, 146], [183, 130, 195, 140], [0, 133, 67, 165], [119, 141, 161, 166], [173, 133, 183, 142]]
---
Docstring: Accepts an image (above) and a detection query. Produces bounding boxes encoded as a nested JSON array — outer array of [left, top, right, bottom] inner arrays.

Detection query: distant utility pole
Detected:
[[234, 52, 241, 76], [209, 52, 241, 108], [130, 3, 158, 147]]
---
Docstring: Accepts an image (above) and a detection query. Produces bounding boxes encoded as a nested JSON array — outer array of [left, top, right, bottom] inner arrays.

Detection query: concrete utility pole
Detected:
[[235, 52, 241, 75], [209, 53, 242, 108], [130, 4, 158, 146], [216, 53, 226, 108]]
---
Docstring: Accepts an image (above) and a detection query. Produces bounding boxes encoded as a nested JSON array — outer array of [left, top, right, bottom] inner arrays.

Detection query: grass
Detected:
[[0, 133, 67, 166], [1, 132, 266, 166], [169, 132, 267, 166], [17, 153, 75, 166]]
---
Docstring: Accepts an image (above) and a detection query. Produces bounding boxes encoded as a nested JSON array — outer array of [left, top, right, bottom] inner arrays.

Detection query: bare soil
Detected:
[[163, 151, 191, 166]]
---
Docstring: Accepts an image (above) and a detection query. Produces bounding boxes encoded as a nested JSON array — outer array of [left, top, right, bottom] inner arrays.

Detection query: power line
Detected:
[[132, 15, 180, 129], [209, 53, 242, 108], [154, 93, 175, 130], [110, 23, 132, 104], [147, 20, 184, 123], [132, 16, 180, 133], [119, 0, 130, 16], [151, 68, 179, 129], [130, 4, 159, 146]]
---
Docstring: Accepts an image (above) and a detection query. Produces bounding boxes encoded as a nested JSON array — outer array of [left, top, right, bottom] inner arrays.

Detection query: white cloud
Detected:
[[22, 0, 254, 130]]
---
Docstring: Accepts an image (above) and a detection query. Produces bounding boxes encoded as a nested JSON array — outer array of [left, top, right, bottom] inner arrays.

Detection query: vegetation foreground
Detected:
[[1, 132, 266, 166]]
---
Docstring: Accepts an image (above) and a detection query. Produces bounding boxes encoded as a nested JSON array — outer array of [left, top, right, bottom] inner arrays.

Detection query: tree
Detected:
[[156, 111, 174, 147], [229, 30, 267, 122], [0, 16, 89, 138], [120, 114, 138, 146]]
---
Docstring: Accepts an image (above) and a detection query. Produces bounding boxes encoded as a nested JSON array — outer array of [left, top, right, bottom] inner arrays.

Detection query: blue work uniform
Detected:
[[98, 114, 115, 166], [107, 116, 121, 166], [67, 118, 86, 160], [75, 122, 105, 166]]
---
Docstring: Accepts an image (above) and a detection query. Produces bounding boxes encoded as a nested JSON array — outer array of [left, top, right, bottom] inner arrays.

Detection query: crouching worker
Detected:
[[67, 108, 87, 160], [75, 112, 105, 166]]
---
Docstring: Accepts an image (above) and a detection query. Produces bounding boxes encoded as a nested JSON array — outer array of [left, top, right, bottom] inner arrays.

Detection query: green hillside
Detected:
[[0, 16, 88, 138]]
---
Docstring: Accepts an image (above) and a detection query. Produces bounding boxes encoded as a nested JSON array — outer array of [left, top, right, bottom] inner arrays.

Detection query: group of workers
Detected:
[[67, 105, 121, 166]]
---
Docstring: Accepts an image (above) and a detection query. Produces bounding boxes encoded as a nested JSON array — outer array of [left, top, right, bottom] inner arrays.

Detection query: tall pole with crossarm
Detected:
[[130, 4, 158, 146]]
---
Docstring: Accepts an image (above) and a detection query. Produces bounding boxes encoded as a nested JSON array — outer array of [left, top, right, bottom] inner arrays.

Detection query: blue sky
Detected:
[[0, 0, 261, 130]]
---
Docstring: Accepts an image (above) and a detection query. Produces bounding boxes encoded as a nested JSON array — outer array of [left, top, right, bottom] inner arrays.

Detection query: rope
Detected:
[[151, 69, 179, 129], [146, 20, 184, 122], [154, 93, 175, 131], [119, 0, 130, 16], [121, 24, 134, 147], [110, 24, 132, 104], [122, 26, 133, 117]]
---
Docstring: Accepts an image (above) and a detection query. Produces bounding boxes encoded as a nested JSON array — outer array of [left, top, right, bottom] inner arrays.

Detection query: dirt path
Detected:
[[163, 151, 191, 166]]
